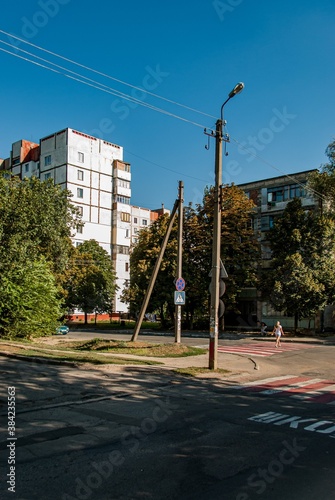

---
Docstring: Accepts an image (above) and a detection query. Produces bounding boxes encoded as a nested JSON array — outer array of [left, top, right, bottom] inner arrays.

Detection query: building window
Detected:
[[142, 219, 147, 226], [134, 217, 138, 224], [24, 163, 29, 173], [121, 212, 131, 222], [44, 155, 51, 166], [125, 262, 129, 272], [78, 152, 84, 163], [77, 225, 83, 234], [118, 179, 130, 189], [115, 195, 130, 204], [77, 188, 84, 198], [261, 215, 275, 231], [77, 206, 83, 216], [44, 173, 51, 180], [268, 183, 306, 203], [125, 229, 129, 238], [77, 169, 84, 181], [267, 187, 284, 203], [290, 184, 306, 199], [117, 245, 129, 255], [134, 228, 138, 234]]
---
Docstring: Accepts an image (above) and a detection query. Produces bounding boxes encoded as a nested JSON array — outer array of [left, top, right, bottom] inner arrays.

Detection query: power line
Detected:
[[0, 31, 326, 201], [231, 137, 327, 202], [124, 150, 210, 183], [0, 39, 155, 107], [0, 45, 208, 130], [0, 29, 216, 120]]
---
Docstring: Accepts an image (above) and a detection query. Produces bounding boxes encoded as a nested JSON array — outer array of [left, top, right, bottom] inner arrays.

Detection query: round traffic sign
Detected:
[[176, 277, 185, 291]]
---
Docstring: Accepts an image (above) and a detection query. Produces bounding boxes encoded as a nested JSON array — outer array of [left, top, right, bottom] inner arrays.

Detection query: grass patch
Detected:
[[0, 338, 206, 364], [1, 345, 162, 365], [175, 367, 231, 378], [64, 338, 207, 357]]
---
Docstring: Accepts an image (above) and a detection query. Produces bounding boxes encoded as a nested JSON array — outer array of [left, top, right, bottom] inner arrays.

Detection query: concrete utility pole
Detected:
[[207, 82, 244, 370], [131, 198, 179, 342], [208, 118, 224, 369], [175, 180, 184, 343]]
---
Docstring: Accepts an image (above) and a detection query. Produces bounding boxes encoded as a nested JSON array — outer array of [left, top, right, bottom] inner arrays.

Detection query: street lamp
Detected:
[[207, 82, 244, 370]]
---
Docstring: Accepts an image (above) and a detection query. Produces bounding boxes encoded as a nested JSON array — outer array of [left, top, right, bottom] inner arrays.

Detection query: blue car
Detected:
[[55, 325, 69, 335]]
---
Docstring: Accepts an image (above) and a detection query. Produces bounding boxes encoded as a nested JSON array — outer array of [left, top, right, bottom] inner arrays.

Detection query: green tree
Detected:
[[121, 214, 177, 326], [65, 240, 117, 323], [0, 176, 81, 285], [269, 253, 326, 330], [0, 175, 82, 338], [182, 204, 212, 328], [308, 138, 335, 210], [261, 198, 335, 330], [122, 184, 259, 328], [0, 250, 62, 339], [198, 184, 260, 317]]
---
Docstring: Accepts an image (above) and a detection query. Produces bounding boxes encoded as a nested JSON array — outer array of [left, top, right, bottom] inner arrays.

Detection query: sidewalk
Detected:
[[1, 333, 334, 385], [0, 336, 315, 386]]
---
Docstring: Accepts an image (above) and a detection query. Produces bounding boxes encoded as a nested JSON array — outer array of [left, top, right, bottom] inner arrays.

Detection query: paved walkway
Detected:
[[0, 339, 258, 386], [1, 333, 334, 384]]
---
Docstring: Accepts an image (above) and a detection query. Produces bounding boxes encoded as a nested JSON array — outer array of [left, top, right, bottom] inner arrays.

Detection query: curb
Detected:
[[0, 351, 80, 367]]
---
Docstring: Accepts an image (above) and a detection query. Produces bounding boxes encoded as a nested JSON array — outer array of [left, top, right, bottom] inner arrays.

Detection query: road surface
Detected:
[[0, 339, 334, 499]]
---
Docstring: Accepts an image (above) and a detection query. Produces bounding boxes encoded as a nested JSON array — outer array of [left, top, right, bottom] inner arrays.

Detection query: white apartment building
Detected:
[[131, 206, 151, 245], [2, 127, 170, 316], [2, 128, 134, 314]]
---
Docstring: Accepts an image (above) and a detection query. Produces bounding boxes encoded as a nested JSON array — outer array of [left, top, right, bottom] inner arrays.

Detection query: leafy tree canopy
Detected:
[[122, 184, 259, 327], [0, 174, 82, 338], [261, 197, 335, 329], [308, 138, 335, 209], [65, 240, 117, 323]]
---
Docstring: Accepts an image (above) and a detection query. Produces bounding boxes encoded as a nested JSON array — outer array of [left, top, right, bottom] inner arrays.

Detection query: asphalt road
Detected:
[[0, 341, 335, 500]]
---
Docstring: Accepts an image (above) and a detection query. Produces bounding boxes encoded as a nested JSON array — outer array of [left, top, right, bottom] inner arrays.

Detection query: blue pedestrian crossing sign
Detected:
[[174, 291, 186, 305]]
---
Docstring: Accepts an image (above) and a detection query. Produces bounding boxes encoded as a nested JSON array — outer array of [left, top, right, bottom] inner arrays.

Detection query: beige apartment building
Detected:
[[237, 169, 334, 331]]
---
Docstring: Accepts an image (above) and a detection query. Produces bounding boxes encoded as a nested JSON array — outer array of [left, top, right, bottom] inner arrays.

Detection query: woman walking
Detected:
[[273, 321, 284, 347]]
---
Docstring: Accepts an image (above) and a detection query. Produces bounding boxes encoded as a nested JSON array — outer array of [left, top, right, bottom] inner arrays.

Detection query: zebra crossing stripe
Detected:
[[308, 386, 335, 404], [246, 376, 312, 393], [217, 342, 316, 357], [230, 375, 295, 391], [259, 378, 324, 395], [233, 376, 335, 405], [287, 381, 335, 398]]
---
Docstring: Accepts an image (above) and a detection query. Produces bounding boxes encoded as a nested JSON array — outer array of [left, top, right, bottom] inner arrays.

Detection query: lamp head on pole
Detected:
[[221, 82, 244, 120], [228, 82, 244, 99]]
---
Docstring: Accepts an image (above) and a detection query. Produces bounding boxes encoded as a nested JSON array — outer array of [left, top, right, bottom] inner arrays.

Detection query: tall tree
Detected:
[[308, 138, 335, 210], [0, 175, 81, 338], [122, 184, 259, 328], [198, 184, 260, 316], [121, 214, 177, 326], [0, 176, 81, 283], [261, 197, 335, 330], [182, 204, 212, 329], [65, 240, 117, 324], [0, 252, 63, 339]]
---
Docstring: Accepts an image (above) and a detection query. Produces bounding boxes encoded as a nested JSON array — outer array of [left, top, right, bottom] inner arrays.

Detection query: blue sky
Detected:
[[0, 0, 334, 210]]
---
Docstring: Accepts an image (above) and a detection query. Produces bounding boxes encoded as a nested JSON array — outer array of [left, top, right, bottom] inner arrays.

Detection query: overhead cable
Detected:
[[0, 29, 216, 120]]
